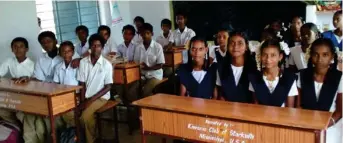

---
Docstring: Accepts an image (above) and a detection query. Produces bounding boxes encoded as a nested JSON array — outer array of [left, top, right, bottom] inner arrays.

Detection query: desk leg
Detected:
[[74, 93, 81, 143], [139, 109, 146, 143], [48, 98, 56, 143], [172, 65, 176, 94]]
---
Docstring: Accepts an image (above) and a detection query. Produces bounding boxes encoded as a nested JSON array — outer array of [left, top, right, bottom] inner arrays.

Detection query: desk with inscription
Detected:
[[0, 78, 82, 143], [133, 94, 332, 143]]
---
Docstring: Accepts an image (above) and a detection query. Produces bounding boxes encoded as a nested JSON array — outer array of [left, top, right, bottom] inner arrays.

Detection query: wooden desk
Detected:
[[133, 94, 332, 143], [164, 48, 184, 68], [0, 78, 82, 143]]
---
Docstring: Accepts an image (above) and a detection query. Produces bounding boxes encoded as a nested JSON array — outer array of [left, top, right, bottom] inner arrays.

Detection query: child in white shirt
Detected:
[[156, 19, 173, 49], [209, 28, 229, 63], [117, 25, 136, 61], [74, 25, 89, 58], [132, 16, 145, 45], [98, 25, 118, 56]]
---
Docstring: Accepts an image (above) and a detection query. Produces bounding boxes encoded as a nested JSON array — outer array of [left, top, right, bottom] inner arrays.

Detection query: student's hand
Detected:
[[78, 100, 92, 110], [71, 58, 82, 69], [13, 76, 30, 84], [82, 51, 90, 57], [140, 62, 149, 70]]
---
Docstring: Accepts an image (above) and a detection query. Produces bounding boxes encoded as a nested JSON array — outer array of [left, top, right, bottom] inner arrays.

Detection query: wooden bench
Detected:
[[95, 100, 120, 143]]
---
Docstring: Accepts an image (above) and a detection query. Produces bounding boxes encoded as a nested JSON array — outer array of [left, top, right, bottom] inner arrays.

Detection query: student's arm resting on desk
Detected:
[[329, 93, 342, 127], [179, 84, 187, 97]]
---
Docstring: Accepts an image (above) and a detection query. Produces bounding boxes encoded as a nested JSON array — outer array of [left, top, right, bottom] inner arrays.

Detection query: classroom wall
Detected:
[[0, 1, 41, 62]]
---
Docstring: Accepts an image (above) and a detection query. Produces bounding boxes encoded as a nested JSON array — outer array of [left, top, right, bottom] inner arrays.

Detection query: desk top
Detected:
[[133, 94, 332, 130], [164, 48, 185, 53], [0, 78, 82, 96], [114, 62, 140, 69]]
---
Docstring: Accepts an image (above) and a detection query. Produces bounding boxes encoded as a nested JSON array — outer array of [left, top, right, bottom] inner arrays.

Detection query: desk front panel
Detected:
[[164, 52, 183, 67], [0, 91, 76, 116], [114, 67, 140, 84], [141, 108, 321, 143]]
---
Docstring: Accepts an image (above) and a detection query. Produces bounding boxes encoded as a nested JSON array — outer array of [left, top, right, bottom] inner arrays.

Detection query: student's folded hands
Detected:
[[12, 76, 30, 84]]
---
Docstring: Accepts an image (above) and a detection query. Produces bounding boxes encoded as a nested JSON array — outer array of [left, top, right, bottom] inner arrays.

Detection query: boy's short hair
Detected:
[[217, 27, 230, 33], [97, 25, 111, 36], [11, 37, 29, 49], [38, 31, 56, 43], [334, 10, 342, 16], [122, 24, 136, 34], [60, 41, 75, 51], [175, 11, 187, 19], [142, 23, 153, 33], [133, 16, 145, 23], [88, 34, 106, 48], [75, 25, 89, 35], [161, 19, 172, 28]]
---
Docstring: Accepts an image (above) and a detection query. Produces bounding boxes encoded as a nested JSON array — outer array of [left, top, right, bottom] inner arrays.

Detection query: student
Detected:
[[97, 25, 117, 56], [285, 16, 303, 47], [53, 41, 78, 86], [323, 10, 342, 51], [249, 39, 298, 107], [288, 23, 320, 72], [134, 23, 165, 97], [178, 36, 217, 99], [77, 34, 113, 143], [209, 28, 229, 63], [117, 24, 136, 61], [169, 12, 196, 63], [75, 25, 89, 57], [297, 38, 342, 143], [216, 31, 257, 102], [132, 16, 145, 45], [156, 18, 173, 49], [260, 28, 277, 43], [0, 37, 34, 127]]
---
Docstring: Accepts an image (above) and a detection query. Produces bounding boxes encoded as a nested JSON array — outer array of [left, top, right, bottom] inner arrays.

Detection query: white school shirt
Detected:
[[132, 34, 143, 45], [0, 57, 34, 78], [210, 47, 226, 63], [216, 65, 244, 86], [117, 42, 135, 61], [170, 27, 196, 46], [248, 76, 298, 107], [75, 41, 89, 57], [102, 38, 118, 56], [192, 70, 207, 84], [134, 40, 165, 80], [53, 61, 78, 86], [77, 55, 113, 100], [34, 51, 80, 82], [289, 45, 307, 70], [156, 31, 173, 47], [297, 75, 343, 143]]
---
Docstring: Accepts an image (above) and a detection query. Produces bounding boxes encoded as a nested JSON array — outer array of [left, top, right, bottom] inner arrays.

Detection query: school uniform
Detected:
[[134, 40, 165, 97], [0, 57, 34, 127], [216, 60, 255, 103], [76, 55, 113, 143], [248, 70, 298, 107], [53, 61, 78, 86], [132, 34, 143, 45], [323, 30, 342, 51], [177, 63, 217, 99], [288, 45, 307, 71], [156, 30, 173, 47], [117, 42, 135, 61], [75, 41, 89, 57], [102, 38, 118, 56], [170, 27, 196, 63], [210, 47, 227, 63], [298, 68, 342, 143]]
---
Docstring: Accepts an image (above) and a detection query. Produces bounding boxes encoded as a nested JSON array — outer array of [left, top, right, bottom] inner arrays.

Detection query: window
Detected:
[[36, 0, 100, 44]]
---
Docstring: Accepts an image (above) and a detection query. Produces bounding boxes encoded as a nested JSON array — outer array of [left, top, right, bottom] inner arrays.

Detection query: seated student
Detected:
[[156, 19, 173, 49], [249, 39, 298, 107], [53, 41, 78, 86], [0, 37, 34, 126], [134, 23, 165, 97], [132, 16, 144, 45], [169, 11, 196, 63], [323, 10, 342, 51], [284, 16, 303, 47], [209, 28, 229, 63], [288, 23, 320, 72], [216, 31, 257, 102], [75, 25, 89, 58], [297, 38, 342, 143], [178, 36, 217, 99], [77, 34, 113, 143], [97, 25, 117, 56], [117, 24, 136, 61]]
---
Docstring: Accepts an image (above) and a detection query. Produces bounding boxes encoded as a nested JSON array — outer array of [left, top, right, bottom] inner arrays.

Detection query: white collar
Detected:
[[177, 27, 188, 34], [160, 30, 172, 38], [87, 55, 104, 65]]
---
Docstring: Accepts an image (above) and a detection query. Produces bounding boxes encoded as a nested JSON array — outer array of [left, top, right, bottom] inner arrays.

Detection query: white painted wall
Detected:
[[0, 1, 41, 62], [306, 5, 335, 32]]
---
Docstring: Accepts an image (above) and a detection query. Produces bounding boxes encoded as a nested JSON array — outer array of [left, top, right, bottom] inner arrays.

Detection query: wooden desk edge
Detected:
[[132, 95, 331, 131]]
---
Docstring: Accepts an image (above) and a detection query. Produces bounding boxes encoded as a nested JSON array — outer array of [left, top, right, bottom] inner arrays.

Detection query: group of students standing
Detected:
[[0, 9, 341, 143], [177, 10, 342, 143]]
